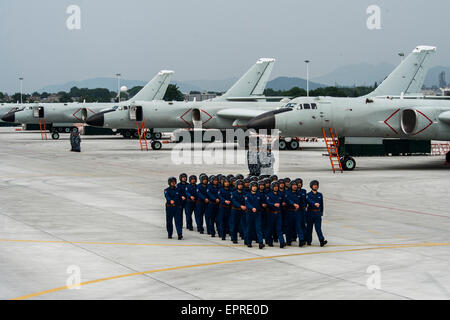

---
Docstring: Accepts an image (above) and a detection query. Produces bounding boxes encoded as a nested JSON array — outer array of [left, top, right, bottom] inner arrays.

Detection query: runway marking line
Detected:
[[0, 238, 422, 248], [11, 242, 450, 300]]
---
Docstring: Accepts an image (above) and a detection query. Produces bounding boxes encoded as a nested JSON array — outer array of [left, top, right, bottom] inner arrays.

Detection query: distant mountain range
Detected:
[[311, 63, 395, 87], [38, 64, 450, 94]]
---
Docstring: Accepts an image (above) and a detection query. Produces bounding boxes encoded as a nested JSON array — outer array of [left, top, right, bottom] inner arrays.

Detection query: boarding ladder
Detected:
[[38, 119, 48, 140], [322, 128, 343, 173], [136, 121, 149, 151]]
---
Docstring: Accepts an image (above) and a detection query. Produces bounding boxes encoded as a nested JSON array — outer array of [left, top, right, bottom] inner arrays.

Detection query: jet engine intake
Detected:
[[80, 108, 88, 122], [401, 109, 418, 135]]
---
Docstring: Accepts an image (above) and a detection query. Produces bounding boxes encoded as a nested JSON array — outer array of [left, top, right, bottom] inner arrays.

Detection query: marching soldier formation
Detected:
[[163, 173, 328, 249]]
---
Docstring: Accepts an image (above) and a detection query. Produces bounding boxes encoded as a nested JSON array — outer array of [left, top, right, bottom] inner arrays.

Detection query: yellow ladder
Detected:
[[322, 128, 343, 173]]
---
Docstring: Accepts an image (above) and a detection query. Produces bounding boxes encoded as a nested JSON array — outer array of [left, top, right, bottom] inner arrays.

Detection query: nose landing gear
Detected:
[[341, 156, 356, 171]]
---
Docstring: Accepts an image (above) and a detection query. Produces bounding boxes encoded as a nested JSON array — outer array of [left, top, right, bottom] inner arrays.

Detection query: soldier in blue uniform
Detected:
[[217, 178, 232, 240], [164, 177, 183, 240], [306, 180, 328, 247], [284, 180, 307, 247], [264, 178, 271, 191], [230, 179, 246, 244], [257, 180, 268, 240], [296, 178, 308, 241], [194, 174, 209, 234], [265, 181, 286, 248], [184, 175, 197, 231], [206, 175, 221, 237], [230, 177, 237, 192], [243, 178, 251, 193], [245, 181, 265, 249], [284, 178, 291, 191], [177, 173, 188, 227]]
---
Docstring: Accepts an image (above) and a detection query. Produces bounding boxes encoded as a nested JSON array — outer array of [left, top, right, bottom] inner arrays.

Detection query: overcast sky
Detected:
[[1, 0, 449, 93]]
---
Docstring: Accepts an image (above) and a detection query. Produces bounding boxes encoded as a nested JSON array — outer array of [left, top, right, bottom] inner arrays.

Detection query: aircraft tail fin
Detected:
[[130, 70, 174, 102], [368, 46, 436, 97], [216, 58, 275, 100]]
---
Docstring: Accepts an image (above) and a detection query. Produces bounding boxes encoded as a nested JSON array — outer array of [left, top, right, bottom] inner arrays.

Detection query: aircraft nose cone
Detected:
[[86, 113, 104, 127], [247, 112, 275, 130], [2, 112, 15, 123], [247, 108, 293, 131]]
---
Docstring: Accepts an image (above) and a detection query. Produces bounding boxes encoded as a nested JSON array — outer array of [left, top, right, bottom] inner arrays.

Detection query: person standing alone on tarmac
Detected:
[[247, 146, 261, 177], [306, 180, 327, 247], [70, 130, 81, 152], [164, 177, 183, 240]]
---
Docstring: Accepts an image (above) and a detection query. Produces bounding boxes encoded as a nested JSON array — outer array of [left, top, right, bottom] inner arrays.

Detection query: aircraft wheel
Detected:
[[64, 127, 71, 133], [342, 157, 356, 171], [57, 127, 63, 133], [51, 132, 60, 140], [124, 130, 132, 139], [71, 127, 79, 133], [446, 152, 450, 163], [153, 132, 162, 140], [288, 139, 299, 150], [151, 141, 162, 150], [145, 132, 152, 140], [133, 131, 139, 139], [279, 139, 287, 151]]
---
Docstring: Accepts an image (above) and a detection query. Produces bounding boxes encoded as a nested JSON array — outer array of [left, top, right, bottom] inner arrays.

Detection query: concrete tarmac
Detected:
[[0, 128, 449, 300]]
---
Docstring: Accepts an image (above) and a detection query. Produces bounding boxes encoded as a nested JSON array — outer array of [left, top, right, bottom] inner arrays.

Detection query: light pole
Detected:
[[19, 77, 24, 104], [116, 73, 121, 102], [304, 60, 310, 97]]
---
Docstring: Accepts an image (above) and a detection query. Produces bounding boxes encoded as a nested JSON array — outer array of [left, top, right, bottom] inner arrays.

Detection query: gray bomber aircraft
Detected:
[[2, 70, 174, 139], [85, 58, 287, 148], [247, 46, 450, 168], [87, 47, 436, 151]]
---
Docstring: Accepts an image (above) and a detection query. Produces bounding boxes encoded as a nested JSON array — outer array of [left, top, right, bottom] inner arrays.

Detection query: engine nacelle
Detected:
[[438, 111, 450, 125], [400, 108, 433, 136]]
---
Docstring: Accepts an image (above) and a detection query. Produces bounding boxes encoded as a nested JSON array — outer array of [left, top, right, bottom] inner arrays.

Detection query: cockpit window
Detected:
[[296, 104, 303, 110], [112, 106, 119, 111], [124, 106, 129, 110], [303, 104, 311, 110], [285, 103, 296, 109], [311, 103, 317, 109]]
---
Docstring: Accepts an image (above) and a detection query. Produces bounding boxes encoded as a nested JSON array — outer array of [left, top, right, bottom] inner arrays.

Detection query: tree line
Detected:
[[0, 84, 378, 104], [264, 84, 377, 98], [0, 84, 185, 104]]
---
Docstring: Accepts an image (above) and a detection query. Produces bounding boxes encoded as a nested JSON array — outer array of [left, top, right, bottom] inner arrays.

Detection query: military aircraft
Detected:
[[2, 70, 174, 139], [246, 46, 450, 168], [87, 47, 436, 151], [85, 58, 292, 149]]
